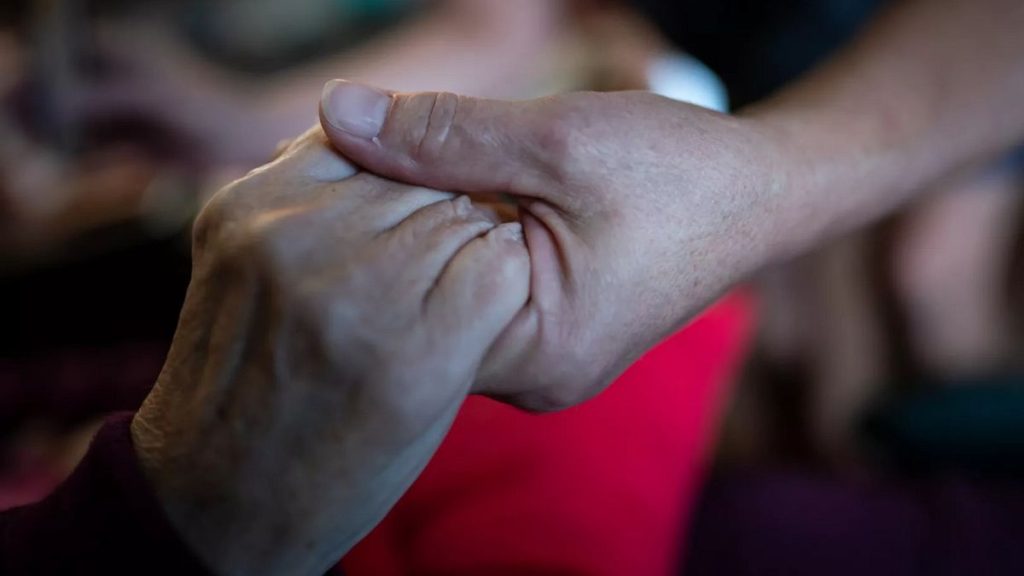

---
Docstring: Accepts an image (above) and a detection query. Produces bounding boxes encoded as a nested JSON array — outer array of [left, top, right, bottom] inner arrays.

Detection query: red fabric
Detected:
[[1, 414, 211, 575], [0, 461, 60, 513], [343, 292, 756, 576], [0, 343, 167, 512]]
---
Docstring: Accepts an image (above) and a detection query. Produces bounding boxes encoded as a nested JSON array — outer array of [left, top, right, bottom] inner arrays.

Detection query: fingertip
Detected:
[[429, 221, 530, 332], [319, 79, 393, 140], [495, 221, 525, 244], [486, 222, 532, 309]]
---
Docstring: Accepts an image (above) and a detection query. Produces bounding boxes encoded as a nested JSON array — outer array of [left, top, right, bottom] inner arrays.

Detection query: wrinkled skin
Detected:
[[320, 85, 787, 411], [131, 127, 529, 576]]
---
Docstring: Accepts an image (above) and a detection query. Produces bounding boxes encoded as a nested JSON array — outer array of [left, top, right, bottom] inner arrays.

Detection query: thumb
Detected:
[[319, 80, 563, 200]]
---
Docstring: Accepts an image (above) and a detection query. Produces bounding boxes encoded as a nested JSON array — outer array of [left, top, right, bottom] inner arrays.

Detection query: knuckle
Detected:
[[242, 219, 299, 276], [411, 91, 460, 165], [194, 172, 317, 277], [191, 163, 275, 246], [208, 223, 262, 273], [399, 196, 490, 245], [436, 195, 467, 222], [479, 239, 528, 289], [205, 212, 295, 280], [192, 182, 243, 254]]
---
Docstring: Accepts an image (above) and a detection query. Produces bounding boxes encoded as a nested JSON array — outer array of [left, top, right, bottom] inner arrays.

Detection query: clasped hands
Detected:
[[131, 81, 784, 576]]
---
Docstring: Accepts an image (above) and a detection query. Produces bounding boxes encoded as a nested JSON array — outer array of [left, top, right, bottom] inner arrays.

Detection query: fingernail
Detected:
[[321, 80, 390, 139], [499, 222, 524, 243], [453, 195, 473, 215]]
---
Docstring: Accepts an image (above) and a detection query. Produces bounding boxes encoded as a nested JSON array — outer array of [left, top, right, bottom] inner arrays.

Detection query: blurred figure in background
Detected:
[[2, 0, 1024, 575], [77, 0, 563, 166]]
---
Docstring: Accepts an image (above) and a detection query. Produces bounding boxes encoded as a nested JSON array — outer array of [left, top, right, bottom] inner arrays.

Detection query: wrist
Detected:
[[130, 376, 343, 576], [737, 98, 896, 264], [130, 391, 291, 576], [721, 111, 813, 271], [738, 82, 948, 263]]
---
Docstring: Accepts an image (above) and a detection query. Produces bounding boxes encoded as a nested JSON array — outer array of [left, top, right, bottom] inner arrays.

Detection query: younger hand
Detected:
[[319, 81, 787, 410]]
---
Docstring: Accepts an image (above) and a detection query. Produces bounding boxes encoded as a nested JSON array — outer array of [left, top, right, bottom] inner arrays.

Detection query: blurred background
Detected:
[[2, 0, 1022, 574]]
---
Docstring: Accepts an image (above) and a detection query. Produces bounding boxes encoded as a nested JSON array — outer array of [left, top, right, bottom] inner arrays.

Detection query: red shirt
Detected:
[[0, 413, 211, 574], [344, 292, 755, 576]]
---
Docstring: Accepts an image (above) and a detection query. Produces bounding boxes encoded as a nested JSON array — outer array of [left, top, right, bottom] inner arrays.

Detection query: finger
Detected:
[[318, 80, 564, 201], [198, 128, 360, 224], [425, 222, 530, 364], [384, 195, 498, 294], [337, 173, 456, 233], [254, 170, 458, 244], [472, 206, 573, 399], [268, 126, 358, 183]]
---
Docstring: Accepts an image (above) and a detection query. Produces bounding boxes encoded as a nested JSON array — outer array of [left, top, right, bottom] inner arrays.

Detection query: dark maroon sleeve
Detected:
[[0, 412, 213, 575]]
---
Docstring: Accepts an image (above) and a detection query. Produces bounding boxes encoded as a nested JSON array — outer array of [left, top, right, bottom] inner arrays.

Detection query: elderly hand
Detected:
[[318, 82, 788, 410], [130, 126, 529, 575]]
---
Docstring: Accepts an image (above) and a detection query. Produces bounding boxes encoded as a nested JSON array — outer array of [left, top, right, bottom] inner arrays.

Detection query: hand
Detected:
[[318, 81, 789, 410], [130, 126, 529, 575]]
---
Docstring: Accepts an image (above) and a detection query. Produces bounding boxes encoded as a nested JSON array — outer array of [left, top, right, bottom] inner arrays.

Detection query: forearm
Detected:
[[744, 0, 1024, 260]]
